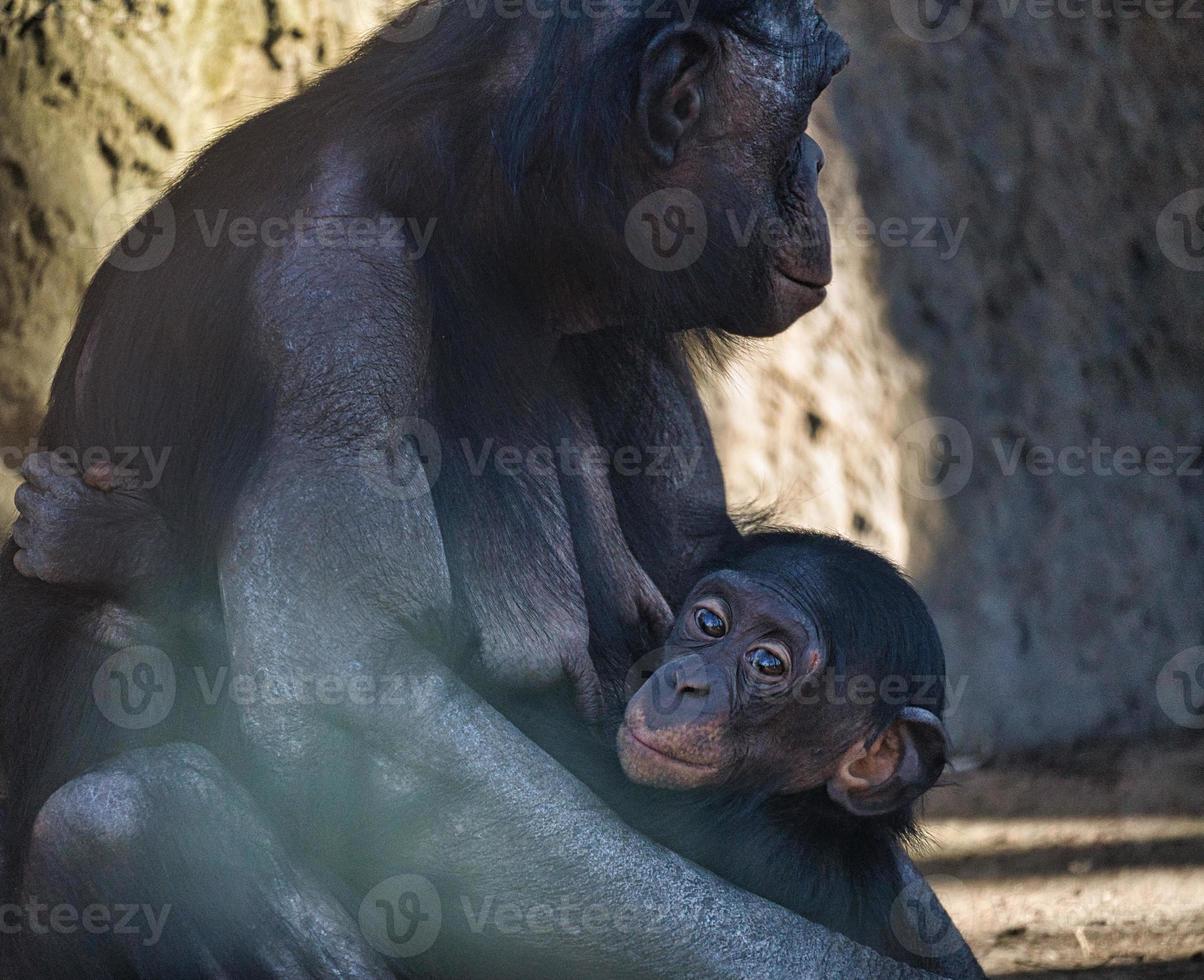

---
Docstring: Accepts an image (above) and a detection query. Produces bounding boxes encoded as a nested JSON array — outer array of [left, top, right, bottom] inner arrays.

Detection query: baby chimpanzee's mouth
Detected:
[[618, 724, 720, 771]]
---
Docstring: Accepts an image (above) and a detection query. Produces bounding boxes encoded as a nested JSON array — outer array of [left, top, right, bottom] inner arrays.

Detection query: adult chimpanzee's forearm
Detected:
[[894, 848, 989, 980], [215, 446, 952, 980], [328, 664, 950, 979]]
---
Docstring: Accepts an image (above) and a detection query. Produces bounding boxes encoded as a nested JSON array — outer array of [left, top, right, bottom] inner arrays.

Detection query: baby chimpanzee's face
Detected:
[[617, 534, 949, 816], [618, 567, 845, 793]]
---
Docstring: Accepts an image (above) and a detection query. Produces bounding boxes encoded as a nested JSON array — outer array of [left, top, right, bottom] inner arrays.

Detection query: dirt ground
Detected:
[[910, 733, 1204, 978]]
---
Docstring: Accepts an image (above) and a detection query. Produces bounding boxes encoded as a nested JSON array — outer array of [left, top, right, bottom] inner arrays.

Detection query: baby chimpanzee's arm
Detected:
[[12, 451, 180, 598]]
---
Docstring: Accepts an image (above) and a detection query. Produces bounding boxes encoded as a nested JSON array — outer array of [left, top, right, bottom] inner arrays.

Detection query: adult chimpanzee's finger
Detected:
[[20, 451, 69, 489], [13, 482, 45, 518], [12, 544, 39, 580], [11, 515, 31, 550]]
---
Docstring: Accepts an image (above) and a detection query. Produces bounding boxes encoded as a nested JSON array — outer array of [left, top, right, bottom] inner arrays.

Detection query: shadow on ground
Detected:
[[913, 733, 1204, 977]]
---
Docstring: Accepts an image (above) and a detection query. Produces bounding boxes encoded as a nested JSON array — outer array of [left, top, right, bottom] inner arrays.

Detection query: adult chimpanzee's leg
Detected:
[[17, 743, 393, 979], [0, 0, 983, 972]]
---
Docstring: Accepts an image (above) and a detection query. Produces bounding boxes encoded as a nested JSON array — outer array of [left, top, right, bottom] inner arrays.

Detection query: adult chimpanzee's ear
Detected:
[[637, 25, 719, 168], [826, 707, 949, 817]]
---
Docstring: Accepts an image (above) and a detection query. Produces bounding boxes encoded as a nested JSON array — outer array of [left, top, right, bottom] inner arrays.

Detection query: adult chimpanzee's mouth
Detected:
[[773, 267, 829, 312]]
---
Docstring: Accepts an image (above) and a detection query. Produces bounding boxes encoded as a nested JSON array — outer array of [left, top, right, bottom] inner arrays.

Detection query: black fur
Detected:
[[511, 528, 949, 971]]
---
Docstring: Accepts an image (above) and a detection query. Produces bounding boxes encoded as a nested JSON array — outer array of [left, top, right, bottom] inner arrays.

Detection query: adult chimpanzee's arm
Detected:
[[217, 445, 944, 979], [209, 290, 945, 980]]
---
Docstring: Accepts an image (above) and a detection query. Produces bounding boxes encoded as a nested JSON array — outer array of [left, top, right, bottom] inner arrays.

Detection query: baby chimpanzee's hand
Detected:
[[12, 451, 175, 596]]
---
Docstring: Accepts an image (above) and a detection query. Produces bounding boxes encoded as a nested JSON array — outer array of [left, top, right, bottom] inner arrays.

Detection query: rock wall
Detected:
[[2, 1, 1202, 751]]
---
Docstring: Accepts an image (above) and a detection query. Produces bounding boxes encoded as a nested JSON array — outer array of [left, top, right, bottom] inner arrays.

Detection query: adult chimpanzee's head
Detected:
[[382, 0, 848, 339], [618, 532, 948, 817]]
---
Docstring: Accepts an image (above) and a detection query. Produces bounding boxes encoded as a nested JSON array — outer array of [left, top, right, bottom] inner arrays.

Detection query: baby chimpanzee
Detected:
[[600, 530, 950, 969], [11, 456, 950, 971]]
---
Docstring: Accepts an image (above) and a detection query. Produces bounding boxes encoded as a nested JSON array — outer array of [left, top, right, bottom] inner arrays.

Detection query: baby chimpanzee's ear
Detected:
[[826, 707, 948, 817]]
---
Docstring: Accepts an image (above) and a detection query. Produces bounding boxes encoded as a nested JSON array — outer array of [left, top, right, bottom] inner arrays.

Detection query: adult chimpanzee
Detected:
[[11, 468, 953, 973], [0, 0, 981, 974]]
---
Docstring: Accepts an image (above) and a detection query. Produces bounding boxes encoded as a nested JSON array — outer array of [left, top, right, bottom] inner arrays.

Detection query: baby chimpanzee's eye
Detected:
[[747, 648, 786, 677], [694, 606, 727, 638]]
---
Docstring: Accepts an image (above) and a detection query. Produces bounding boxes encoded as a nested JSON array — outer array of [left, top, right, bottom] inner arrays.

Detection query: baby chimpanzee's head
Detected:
[[618, 531, 948, 817]]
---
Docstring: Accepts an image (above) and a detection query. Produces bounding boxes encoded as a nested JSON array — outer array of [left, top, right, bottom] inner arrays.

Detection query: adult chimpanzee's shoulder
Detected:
[[245, 145, 433, 433]]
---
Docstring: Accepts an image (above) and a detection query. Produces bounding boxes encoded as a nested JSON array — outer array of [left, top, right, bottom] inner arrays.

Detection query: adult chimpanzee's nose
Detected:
[[672, 660, 711, 697], [802, 134, 825, 175]]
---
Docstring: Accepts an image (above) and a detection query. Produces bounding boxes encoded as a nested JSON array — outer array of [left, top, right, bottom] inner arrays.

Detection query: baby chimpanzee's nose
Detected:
[[672, 660, 711, 697]]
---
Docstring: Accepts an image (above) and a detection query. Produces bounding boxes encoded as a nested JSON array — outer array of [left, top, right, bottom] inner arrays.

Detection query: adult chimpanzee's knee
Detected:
[[18, 743, 392, 980]]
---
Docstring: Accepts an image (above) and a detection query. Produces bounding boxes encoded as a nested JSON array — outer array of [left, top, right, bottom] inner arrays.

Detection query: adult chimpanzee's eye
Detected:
[[748, 648, 786, 677], [694, 606, 727, 638]]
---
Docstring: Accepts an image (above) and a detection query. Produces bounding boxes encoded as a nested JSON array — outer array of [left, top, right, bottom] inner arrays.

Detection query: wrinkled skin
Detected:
[[617, 559, 946, 810], [620, 568, 846, 791], [2, 1, 983, 977]]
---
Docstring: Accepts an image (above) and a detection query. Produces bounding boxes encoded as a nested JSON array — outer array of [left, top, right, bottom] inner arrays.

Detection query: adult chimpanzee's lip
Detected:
[[773, 268, 828, 312], [619, 724, 719, 771], [774, 264, 830, 292]]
